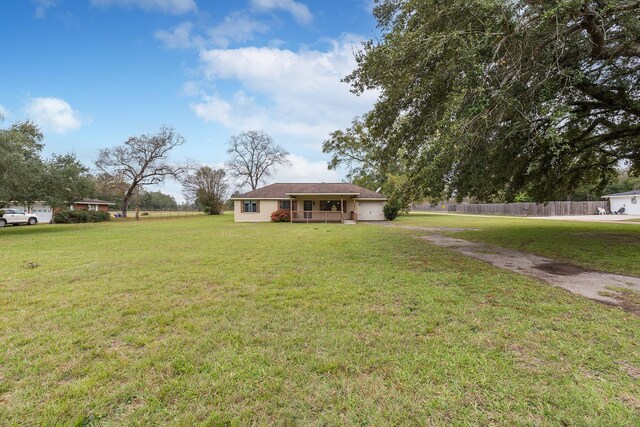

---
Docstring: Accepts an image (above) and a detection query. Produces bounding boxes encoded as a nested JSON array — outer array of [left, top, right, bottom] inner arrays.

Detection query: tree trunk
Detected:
[[122, 187, 135, 216]]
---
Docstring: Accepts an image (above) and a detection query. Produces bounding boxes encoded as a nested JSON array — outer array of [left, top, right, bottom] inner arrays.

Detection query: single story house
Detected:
[[7, 199, 115, 223], [231, 183, 387, 223], [603, 190, 640, 215], [71, 199, 114, 212], [7, 202, 54, 223]]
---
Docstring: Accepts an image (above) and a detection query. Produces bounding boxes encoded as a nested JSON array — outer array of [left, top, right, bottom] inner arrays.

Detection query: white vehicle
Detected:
[[0, 209, 39, 227]]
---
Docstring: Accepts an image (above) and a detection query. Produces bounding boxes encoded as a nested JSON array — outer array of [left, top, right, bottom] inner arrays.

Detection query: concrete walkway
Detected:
[[374, 223, 640, 314], [420, 234, 640, 314]]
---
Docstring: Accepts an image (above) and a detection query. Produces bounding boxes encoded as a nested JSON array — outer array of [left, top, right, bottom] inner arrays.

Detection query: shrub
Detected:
[[0, 210, 4, 217], [53, 210, 110, 224], [383, 202, 401, 221], [270, 208, 290, 222]]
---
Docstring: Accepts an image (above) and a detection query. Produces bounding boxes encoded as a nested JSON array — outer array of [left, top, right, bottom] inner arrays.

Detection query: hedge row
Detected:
[[53, 210, 110, 223]]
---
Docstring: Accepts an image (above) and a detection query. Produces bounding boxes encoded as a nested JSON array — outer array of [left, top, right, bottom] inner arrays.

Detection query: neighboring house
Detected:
[[7, 199, 115, 223], [71, 199, 115, 212], [603, 190, 640, 215], [7, 202, 54, 223], [231, 183, 387, 223]]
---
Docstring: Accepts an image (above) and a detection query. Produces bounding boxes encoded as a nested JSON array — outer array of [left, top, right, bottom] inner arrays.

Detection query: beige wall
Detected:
[[233, 197, 385, 222], [233, 199, 279, 222]]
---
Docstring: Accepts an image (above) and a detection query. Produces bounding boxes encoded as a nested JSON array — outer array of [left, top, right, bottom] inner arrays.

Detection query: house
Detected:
[[71, 199, 115, 212], [602, 190, 640, 215], [7, 199, 115, 223], [230, 183, 387, 223], [7, 202, 54, 223]]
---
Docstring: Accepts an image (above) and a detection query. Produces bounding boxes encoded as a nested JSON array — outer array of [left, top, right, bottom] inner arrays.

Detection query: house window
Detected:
[[320, 200, 341, 212], [243, 200, 259, 213], [279, 200, 291, 210]]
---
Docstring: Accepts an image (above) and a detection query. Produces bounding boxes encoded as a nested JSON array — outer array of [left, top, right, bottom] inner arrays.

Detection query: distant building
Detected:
[[7, 199, 115, 223], [602, 190, 640, 214], [71, 199, 115, 212]]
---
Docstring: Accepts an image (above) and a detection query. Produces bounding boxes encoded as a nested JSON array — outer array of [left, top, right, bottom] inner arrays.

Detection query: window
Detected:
[[279, 200, 291, 210], [320, 200, 342, 212], [243, 200, 258, 213]]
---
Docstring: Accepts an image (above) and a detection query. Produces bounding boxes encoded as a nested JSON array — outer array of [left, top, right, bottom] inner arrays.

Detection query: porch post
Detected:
[[341, 195, 344, 223], [290, 196, 293, 223]]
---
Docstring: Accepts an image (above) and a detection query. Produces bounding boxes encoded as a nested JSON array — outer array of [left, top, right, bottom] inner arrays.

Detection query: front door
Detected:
[[304, 200, 313, 219]]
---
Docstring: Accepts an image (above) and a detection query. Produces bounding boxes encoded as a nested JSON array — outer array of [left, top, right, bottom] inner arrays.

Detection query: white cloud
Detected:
[[207, 12, 270, 48], [90, 0, 197, 15], [190, 35, 378, 148], [156, 14, 270, 50], [155, 21, 196, 49], [268, 154, 339, 183], [250, 0, 313, 25], [25, 97, 84, 133], [33, 0, 57, 18]]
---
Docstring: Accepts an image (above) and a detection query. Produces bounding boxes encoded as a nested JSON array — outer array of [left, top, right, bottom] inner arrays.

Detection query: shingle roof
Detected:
[[232, 183, 386, 199], [603, 190, 640, 197]]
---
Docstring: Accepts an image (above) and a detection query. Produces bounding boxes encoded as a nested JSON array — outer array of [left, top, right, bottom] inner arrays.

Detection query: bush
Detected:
[[383, 202, 401, 221], [53, 210, 110, 224], [0, 210, 4, 217], [270, 208, 290, 222]]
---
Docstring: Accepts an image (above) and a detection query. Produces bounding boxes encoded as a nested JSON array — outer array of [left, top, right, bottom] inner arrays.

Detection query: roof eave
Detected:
[[285, 192, 361, 196]]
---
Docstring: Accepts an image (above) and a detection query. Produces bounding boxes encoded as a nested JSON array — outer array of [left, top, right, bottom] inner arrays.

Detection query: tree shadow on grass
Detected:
[[0, 224, 90, 237]]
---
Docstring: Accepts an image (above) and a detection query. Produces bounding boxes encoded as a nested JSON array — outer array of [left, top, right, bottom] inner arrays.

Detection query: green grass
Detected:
[[1, 215, 639, 424], [397, 213, 640, 276]]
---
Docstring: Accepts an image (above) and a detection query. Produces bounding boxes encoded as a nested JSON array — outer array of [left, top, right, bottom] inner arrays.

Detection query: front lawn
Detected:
[[397, 213, 640, 276], [1, 216, 638, 424]]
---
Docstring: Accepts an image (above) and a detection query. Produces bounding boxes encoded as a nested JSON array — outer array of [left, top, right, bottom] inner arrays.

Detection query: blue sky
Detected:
[[0, 0, 378, 200]]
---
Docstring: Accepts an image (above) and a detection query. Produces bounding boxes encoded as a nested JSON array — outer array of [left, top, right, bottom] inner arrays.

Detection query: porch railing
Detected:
[[291, 210, 344, 223]]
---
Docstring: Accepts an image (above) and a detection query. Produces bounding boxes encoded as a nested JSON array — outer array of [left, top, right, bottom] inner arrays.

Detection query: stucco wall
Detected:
[[234, 200, 279, 222], [233, 197, 385, 222], [609, 196, 640, 215]]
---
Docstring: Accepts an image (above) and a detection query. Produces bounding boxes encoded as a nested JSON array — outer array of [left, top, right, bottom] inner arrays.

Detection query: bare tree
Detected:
[[182, 166, 228, 214], [95, 127, 188, 216], [226, 130, 290, 190]]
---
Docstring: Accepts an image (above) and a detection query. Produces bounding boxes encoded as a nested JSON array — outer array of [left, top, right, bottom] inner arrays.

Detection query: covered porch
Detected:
[[287, 193, 358, 223]]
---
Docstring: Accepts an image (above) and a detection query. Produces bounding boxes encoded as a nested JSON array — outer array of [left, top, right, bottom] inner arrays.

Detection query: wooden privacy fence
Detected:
[[412, 201, 610, 216]]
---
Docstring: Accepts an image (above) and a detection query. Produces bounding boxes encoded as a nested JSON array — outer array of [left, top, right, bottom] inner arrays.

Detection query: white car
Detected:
[[0, 209, 39, 227]]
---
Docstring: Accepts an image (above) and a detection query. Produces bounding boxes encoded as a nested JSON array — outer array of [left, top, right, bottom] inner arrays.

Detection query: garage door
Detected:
[[357, 201, 385, 221], [33, 208, 52, 223]]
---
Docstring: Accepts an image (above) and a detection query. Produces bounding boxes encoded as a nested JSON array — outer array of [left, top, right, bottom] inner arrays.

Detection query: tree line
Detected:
[[1, 116, 289, 216]]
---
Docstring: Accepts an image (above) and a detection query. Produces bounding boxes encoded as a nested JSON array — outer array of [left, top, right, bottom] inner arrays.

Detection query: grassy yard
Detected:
[[397, 213, 640, 277], [1, 215, 639, 424]]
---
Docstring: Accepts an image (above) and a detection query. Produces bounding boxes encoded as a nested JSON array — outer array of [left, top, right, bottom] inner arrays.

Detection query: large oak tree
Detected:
[[95, 127, 188, 215], [226, 130, 290, 191], [0, 118, 93, 209], [336, 0, 640, 204]]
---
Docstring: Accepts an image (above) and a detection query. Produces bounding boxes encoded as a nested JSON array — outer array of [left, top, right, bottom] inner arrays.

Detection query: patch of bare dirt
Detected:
[[619, 361, 640, 380], [534, 262, 586, 276]]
